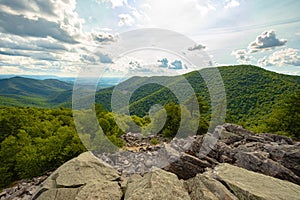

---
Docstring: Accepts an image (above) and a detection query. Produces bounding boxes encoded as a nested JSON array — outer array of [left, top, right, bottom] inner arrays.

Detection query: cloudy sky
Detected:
[[0, 0, 300, 77]]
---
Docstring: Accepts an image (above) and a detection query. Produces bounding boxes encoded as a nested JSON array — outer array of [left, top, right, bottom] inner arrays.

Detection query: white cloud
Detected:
[[248, 30, 287, 53], [0, 0, 84, 43], [90, 31, 116, 43], [258, 48, 300, 67], [157, 58, 187, 70], [96, 0, 128, 9], [0, 53, 81, 76], [139, 0, 216, 32], [231, 30, 289, 64], [118, 14, 135, 27], [231, 49, 252, 63], [0, 0, 123, 76], [188, 44, 206, 51], [224, 0, 240, 9]]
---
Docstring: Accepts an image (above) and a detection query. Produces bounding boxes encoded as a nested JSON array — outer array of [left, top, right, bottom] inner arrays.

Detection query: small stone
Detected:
[[145, 159, 153, 168]]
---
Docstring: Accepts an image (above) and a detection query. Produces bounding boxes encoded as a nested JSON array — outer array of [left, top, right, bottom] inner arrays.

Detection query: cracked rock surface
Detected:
[[33, 152, 122, 200], [3, 123, 300, 200]]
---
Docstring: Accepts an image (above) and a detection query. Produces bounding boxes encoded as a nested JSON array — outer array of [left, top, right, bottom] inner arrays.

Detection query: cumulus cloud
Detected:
[[0, 53, 81, 76], [157, 58, 169, 68], [248, 30, 287, 53], [258, 48, 300, 67], [91, 32, 116, 43], [0, 0, 85, 44], [0, 0, 122, 76], [96, 0, 128, 9], [231, 49, 252, 63], [97, 52, 113, 63], [0, 33, 72, 62], [231, 30, 289, 64], [188, 44, 206, 51], [80, 52, 113, 64], [0, 48, 59, 61], [0, 10, 78, 44], [80, 54, 97, 64], [0, 0, 58, 19], [128, 61, 142, 71], [118, 14, 135, 27], [35, 38, 68, 51], [157, 58, 187, 70], [224, 0, 240, 9]]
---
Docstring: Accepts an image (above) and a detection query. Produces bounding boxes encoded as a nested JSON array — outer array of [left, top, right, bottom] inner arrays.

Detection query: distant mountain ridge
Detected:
[[1, 65, 300, 129], [95, 65, 300, 129], [0, 76, 73, 107]]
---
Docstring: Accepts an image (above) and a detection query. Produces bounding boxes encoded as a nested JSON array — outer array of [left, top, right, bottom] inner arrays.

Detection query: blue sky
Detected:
[[0, 0, 299, 77]]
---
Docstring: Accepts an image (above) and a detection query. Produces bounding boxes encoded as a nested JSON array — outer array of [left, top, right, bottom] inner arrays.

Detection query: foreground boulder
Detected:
[[190, 124, 300, 185], [32, 152, 122, 200], [11, 150, 300, 200], [97, 124, 300, 185], [184, 173, 238, 200], [124, 168, 190, 200], [5, 123, 300, 199], [210, 163, 300, 200]]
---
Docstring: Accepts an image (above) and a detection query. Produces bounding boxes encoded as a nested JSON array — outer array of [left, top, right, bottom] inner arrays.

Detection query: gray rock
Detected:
[[234, 151, 300, 185], [223, 123, 254, 136], [33, 152, 122, 200], [212, 163, 300, 200], [124, 168, 191, 200], [76, 180, 122, 200], [265, 144, 300, 177], [187, 124, 300, 185], [184, 173, 238, 200], [165, 153, 212, 179]]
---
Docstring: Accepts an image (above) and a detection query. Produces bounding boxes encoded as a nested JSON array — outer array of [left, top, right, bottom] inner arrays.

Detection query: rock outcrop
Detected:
[[33, 152, 122, 200], [30, 151, 300, 200], [184, 173, 238, 200], [210, 163, 300, 200], [0, 172, 51, 200], [96, 124, 300, 185], [3, 123, 300, 200], [124, 168, 190, 200], [192, 123, 300, 185]]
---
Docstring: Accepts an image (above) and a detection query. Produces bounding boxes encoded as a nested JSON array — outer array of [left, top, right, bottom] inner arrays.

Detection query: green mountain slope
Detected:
[[95, 65, 300, 129], [1, 65, 299, 131], [0, 77, 72, 107]]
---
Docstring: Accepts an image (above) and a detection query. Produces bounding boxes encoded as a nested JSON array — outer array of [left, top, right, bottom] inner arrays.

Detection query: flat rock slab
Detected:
[[125, 168, 191, 200], [213, 163, 300, 200], [185, 174, 238, 200]]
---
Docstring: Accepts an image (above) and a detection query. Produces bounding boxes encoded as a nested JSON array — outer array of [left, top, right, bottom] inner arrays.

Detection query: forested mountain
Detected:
[[95, 65, 300, 130], [0, 77, 72, 107], [1, 65, 299, 130]]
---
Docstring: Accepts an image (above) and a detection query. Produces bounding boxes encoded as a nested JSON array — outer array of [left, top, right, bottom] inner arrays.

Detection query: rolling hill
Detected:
[[0, 77, 73, 107], [1, 65, 299, 130], [95, 65, 300, 129]]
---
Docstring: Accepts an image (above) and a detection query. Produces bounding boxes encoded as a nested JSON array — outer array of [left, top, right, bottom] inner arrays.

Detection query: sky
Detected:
[[0, 0, 300, 77]]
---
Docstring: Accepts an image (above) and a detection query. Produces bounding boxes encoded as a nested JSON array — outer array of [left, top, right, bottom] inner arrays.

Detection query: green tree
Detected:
[[263, 91, 300, 138], [0, 135, 18, 187]]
